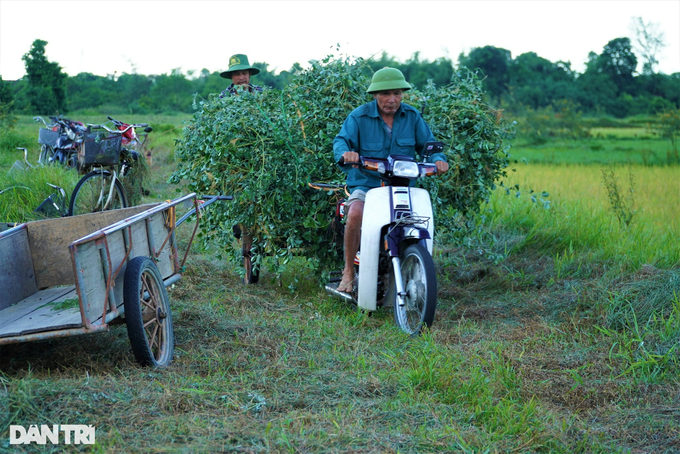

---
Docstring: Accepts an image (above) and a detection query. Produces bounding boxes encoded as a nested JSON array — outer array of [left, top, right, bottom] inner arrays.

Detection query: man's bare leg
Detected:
[[337, 201, 363, 293]]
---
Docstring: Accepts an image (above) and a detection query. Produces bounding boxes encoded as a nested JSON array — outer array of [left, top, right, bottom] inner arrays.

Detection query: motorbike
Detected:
[[34, 115, 87, 168], [324, 141, 444, 335], [107, 116, 153, 152]]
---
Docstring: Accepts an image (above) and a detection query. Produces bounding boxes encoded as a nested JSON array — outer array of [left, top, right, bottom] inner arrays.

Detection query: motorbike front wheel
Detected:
[[392, 243, 437, 336], [39, 145, 55, 165]]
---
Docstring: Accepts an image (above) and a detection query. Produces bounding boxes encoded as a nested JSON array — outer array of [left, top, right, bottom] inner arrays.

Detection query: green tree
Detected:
[[21, 39, 67, 114], [191, 69, 225, 99], [0, 76, 13, 107], [146, 70, 194, 113], [507, 52, 576, 109], [595, 37, 638, 95], [66, 72, 116, 111], [458, 45, 512, 103], [116, 73, 153, 113], [0, 76, 14, 128]]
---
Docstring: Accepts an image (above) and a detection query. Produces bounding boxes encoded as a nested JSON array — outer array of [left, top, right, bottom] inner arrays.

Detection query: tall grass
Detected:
[[0, 164, 80, 222], [490, 163, 680, 269]]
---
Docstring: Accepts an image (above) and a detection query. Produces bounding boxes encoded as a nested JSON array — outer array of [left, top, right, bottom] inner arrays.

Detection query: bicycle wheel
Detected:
[[123, 256, 174, 367], [392, 243, 437, 336], [69, 169, 128, 216]]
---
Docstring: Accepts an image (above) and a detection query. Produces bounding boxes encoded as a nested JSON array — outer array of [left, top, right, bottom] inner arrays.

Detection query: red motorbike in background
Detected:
[[107, 116, 153, 157]]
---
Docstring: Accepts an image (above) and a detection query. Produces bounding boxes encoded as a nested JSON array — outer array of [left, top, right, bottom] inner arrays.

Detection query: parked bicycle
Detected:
[[34, 115, 87, 168], [68, 118, 152, 216], [3, 147, 70, 219]]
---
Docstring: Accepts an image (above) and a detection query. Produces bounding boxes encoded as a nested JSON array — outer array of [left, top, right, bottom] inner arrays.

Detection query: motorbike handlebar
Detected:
[[108, 116, 149, 128], [87, 122, 145, 134]]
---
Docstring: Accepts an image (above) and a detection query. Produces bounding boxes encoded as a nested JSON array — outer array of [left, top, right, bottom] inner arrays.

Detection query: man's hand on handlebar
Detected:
[[435, 160, 449, 175], [341, 151, 360, 164]]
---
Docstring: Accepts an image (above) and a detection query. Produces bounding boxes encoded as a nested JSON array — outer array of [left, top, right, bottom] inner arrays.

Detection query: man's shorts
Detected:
[[344, 189, 366, 209]]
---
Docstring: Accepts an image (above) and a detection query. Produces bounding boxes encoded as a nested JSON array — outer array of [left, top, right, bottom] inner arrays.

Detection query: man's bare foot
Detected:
[[337, 273, 354, 293]]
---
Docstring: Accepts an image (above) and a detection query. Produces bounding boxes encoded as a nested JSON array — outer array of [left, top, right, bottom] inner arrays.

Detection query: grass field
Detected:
[[1, 114, 679, 453]]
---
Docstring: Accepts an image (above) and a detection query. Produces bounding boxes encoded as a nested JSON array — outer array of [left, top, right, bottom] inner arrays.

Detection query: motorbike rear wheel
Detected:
[[242, 237, 260, 284], [392, 243, 437, 336]]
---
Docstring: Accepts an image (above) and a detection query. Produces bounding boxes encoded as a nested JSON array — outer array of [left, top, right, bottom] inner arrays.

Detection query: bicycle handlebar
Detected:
[[33, 116, 57, 128]]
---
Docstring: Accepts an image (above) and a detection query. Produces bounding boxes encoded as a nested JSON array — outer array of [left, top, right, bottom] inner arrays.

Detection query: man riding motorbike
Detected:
[[332, 67, 449, 293]]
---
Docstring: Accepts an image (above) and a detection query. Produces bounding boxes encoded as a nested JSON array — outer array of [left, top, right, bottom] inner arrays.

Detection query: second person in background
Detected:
[[219, 54, 263, 97]]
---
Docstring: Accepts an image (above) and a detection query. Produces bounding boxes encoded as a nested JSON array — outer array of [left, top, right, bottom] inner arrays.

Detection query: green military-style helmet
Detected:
[[366, 67, 412, 93], [220, 54, 261, 79]]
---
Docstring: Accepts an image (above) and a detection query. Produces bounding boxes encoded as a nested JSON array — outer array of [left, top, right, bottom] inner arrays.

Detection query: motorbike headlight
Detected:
[[392, 160, 419, 178]]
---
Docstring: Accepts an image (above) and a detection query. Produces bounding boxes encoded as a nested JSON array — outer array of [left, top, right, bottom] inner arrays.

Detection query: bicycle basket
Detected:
[[38, 128, 59, 146], [79, 133, 123, 168]]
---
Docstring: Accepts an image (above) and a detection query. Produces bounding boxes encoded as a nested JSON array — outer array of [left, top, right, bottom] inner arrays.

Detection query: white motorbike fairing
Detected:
[[357, 186, 434, 311]]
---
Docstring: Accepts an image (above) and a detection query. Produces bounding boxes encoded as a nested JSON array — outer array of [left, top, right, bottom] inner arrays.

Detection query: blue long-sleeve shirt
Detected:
[[333, 100, 447, 193]]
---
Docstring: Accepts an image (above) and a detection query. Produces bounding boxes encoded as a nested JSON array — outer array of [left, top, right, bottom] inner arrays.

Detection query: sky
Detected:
[[1, 0, 679, 81]]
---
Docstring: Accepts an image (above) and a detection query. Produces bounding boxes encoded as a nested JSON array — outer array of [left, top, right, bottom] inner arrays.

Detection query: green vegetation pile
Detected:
[[171, 55, 514, 277]]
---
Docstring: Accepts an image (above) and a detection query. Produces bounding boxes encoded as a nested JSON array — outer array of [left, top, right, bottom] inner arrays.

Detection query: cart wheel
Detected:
[[123, 256, 174, 367]]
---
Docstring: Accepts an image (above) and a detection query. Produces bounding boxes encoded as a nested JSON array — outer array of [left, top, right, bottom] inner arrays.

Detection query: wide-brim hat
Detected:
[[220, 54, 260, 79], [366, 67, 412, 93]]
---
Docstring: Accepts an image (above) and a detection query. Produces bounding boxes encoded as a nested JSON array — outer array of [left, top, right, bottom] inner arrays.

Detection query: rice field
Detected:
[[488, 163, 680, 268], [500, 163, 679, 229]]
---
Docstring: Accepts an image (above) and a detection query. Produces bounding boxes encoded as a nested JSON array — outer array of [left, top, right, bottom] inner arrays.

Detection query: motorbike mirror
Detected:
[[423, 141, 444, 158], [144, 126, 153, 133]]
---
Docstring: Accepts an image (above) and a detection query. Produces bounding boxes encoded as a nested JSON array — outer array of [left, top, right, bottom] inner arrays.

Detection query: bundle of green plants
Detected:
[[120, 148, 150, 207], [171, 54, 514, 277]]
